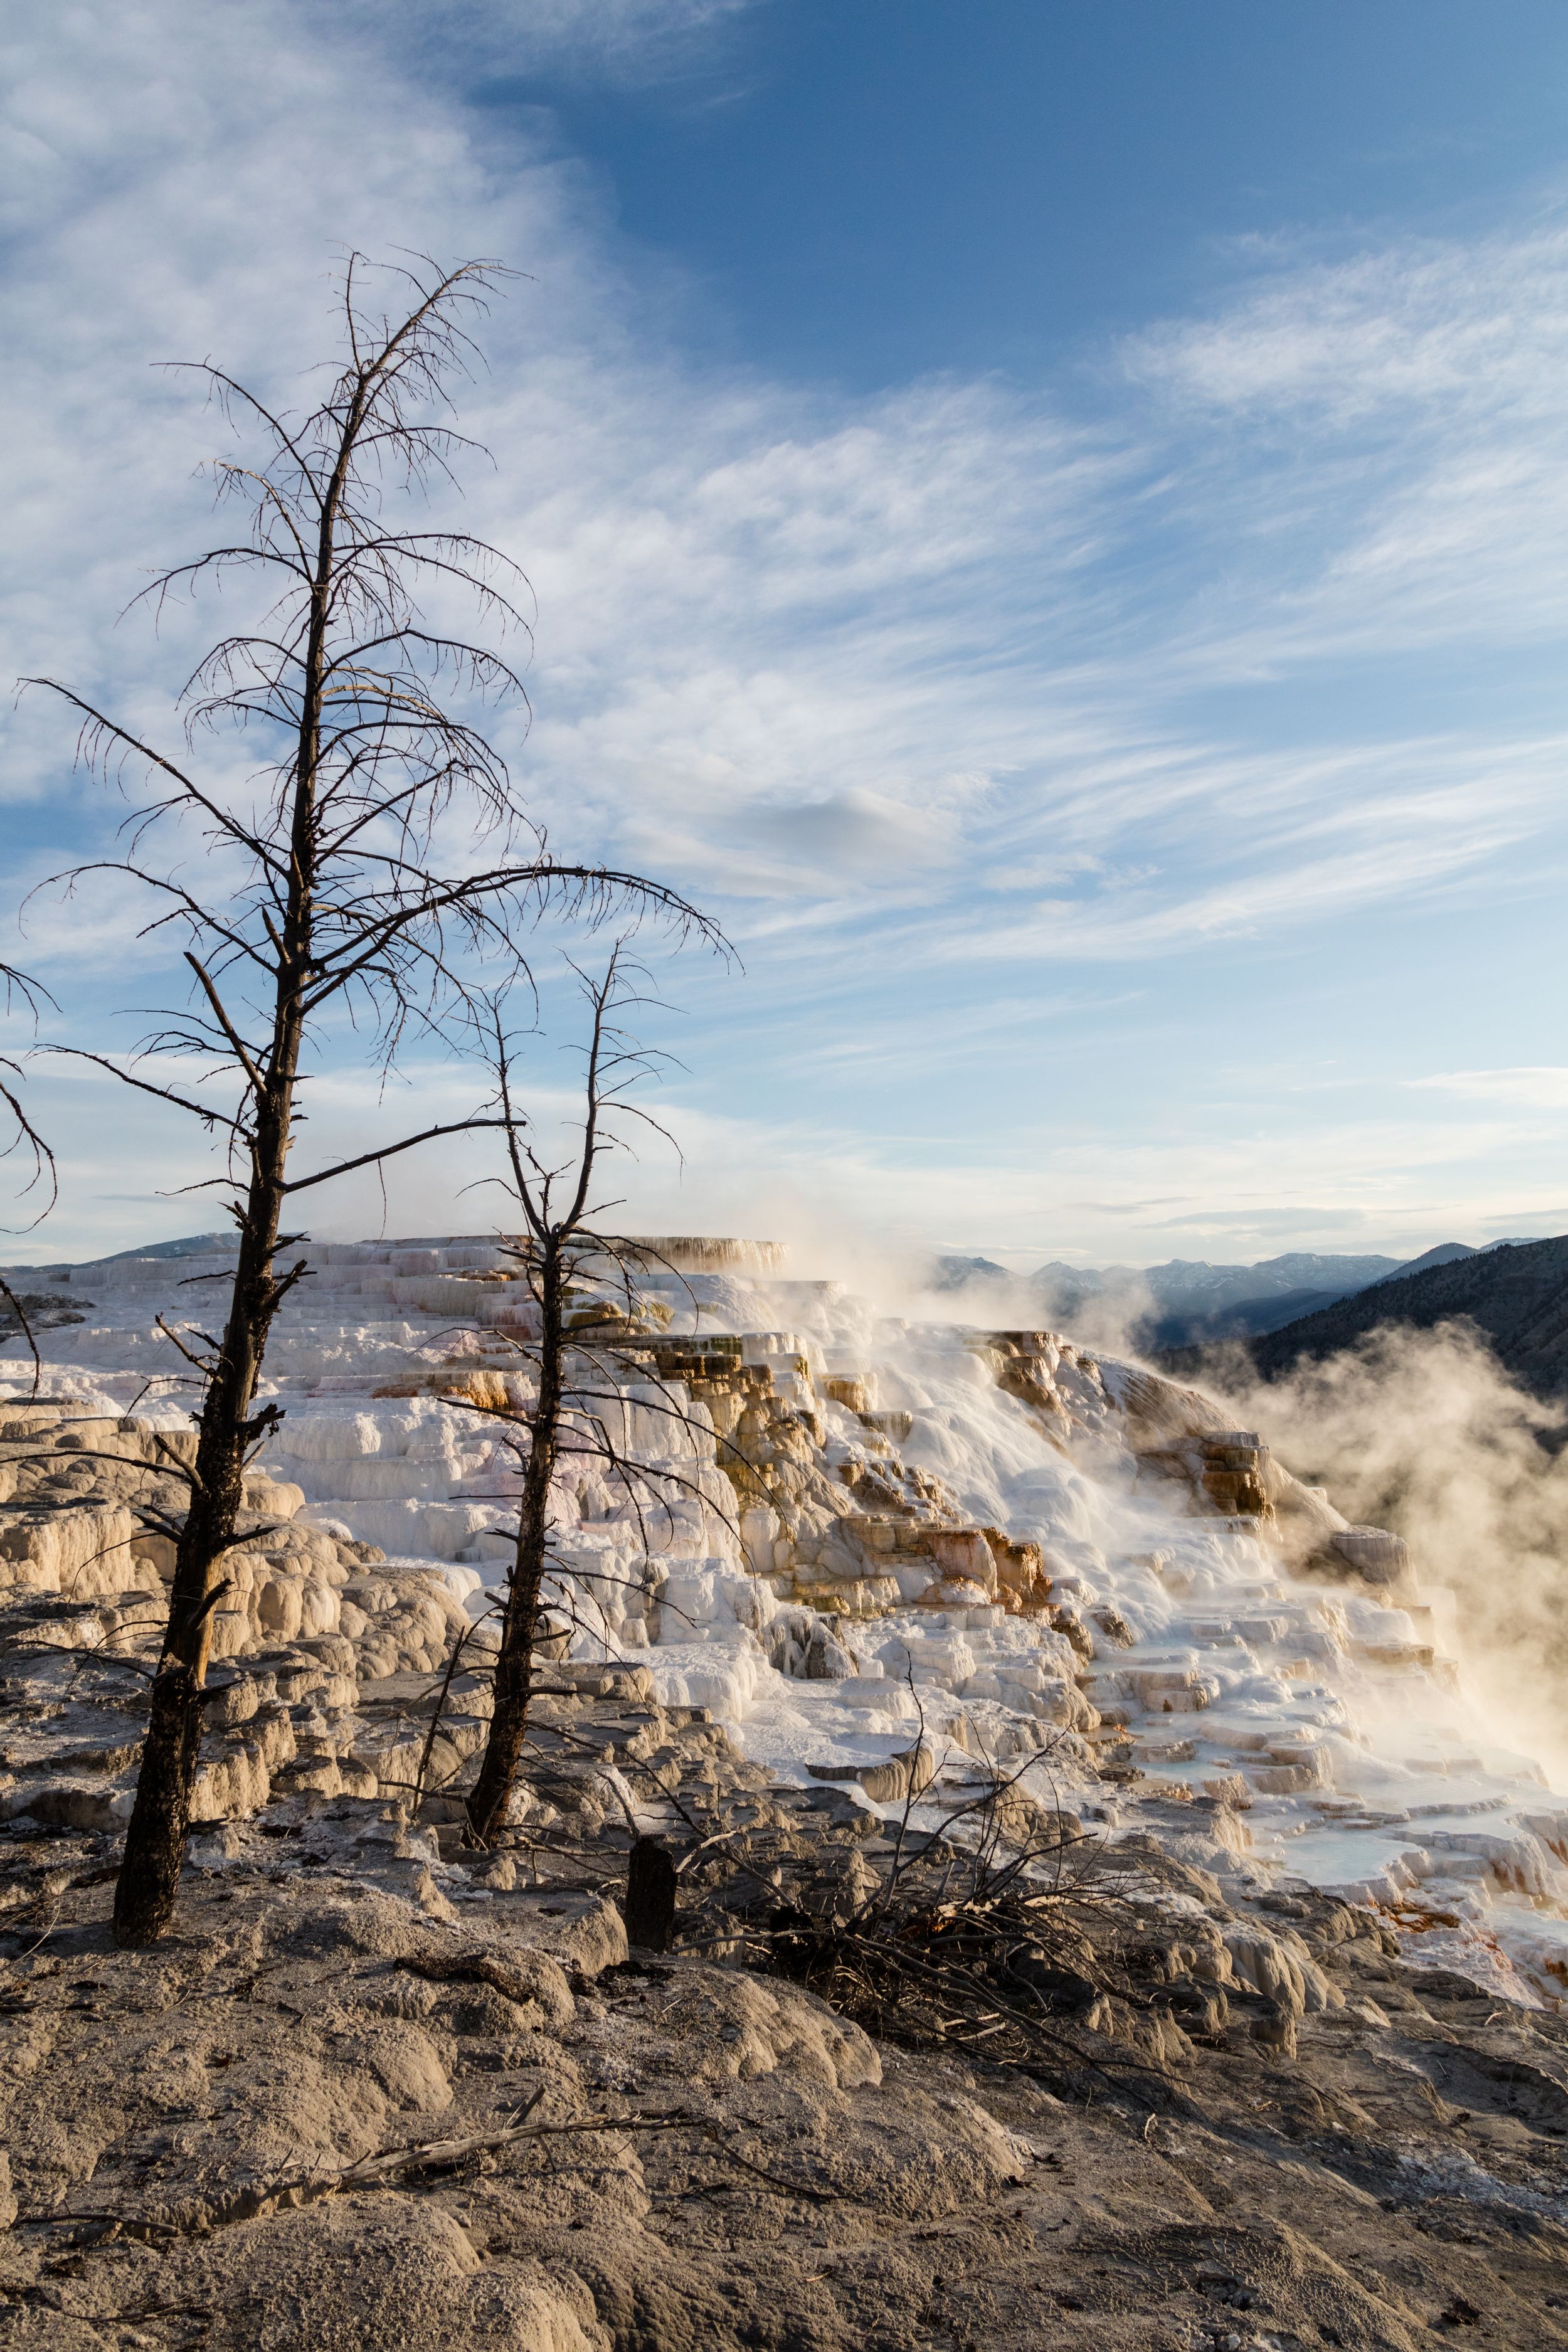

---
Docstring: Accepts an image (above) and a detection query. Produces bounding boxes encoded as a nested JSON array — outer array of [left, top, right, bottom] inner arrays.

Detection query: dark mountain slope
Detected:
[[1382, 1240, 1479, 1280], [1143, 1286, 1359, 1349], [1160, 1232, 1568, 1401]]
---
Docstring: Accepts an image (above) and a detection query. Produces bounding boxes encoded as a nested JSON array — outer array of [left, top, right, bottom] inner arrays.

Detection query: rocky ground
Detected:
[[4, 1355, 1568, 2348], [4, 1655, 1568, 2351]]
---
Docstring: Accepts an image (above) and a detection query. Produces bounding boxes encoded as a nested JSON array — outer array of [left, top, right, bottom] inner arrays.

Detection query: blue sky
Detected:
[[507, 1, 1568, 383], [4, 0, 1568, 1273]]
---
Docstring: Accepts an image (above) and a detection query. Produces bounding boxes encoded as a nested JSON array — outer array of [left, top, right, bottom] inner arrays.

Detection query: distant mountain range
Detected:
[[931, 1238, 1537, 1349], [1158, 1233, 1568, 1402]]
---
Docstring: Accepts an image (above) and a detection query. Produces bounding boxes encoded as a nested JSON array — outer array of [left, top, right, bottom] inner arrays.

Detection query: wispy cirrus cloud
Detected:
[[6, 1, 1568, 1261], [1130, 225, 1568, 423], [1407, 1068, 1568, 1107], [7, 4, 1563, 935], [344, 0, 760, 87], [1126, 221, 1568, 671]]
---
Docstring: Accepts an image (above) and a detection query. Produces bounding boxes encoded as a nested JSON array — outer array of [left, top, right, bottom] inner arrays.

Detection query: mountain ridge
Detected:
[[931, 1239, 1545, 1348], [1159, 1231, 1568, 1402]]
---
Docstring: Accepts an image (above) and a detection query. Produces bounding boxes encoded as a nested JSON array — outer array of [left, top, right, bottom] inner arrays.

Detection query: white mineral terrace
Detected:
[[6, 1231, 1567, 2002]]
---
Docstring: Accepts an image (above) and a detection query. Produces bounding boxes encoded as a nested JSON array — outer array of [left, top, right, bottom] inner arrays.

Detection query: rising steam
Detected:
[[1189, 1319, 1568, 1779]]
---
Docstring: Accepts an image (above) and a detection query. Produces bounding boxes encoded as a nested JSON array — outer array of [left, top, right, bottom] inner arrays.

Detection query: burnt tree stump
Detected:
[[625, 1835, 676, 1951]]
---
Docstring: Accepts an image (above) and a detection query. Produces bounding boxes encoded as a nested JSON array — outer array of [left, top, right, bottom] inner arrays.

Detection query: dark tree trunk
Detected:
[[111, 1037, 307, 1941], [110, 1096, 300, 1940], [112, 549, 320, 1945], [625, 1836, 676, 1951], [465, 1238, 564, 1843]]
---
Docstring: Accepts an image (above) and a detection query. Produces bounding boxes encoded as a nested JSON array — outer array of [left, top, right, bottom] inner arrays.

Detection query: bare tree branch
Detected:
[[281, 1116, 516, 1193], [22, 253, 724, 1946], [0, 1276, 42, 1398]]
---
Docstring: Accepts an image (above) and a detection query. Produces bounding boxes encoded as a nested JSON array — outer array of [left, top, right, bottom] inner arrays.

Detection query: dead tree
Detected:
[[458, 953, 731, 1842], [0, 987, 54, 1228], [0, 968, 60, 1398], [1, 965, 56, 1212], [25, 256, 717, 1944]]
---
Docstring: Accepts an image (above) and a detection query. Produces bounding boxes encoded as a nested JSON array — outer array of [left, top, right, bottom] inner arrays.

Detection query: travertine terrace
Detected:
[[4, 1235, 1568, 2346], [3, 1229, 1566, 2001]]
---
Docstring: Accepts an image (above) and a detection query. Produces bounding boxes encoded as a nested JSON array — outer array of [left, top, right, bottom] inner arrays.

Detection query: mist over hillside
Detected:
[[1162, 1232, 1568, 1404], [928, 1240, 1532, 1350]]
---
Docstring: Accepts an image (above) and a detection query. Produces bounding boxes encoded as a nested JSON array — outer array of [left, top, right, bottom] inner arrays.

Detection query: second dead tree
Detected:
[[460, 955, 736, 1844]]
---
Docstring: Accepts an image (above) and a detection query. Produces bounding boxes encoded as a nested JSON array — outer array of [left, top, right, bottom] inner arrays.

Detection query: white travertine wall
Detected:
[[6, 1229, 1567, 2001]]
